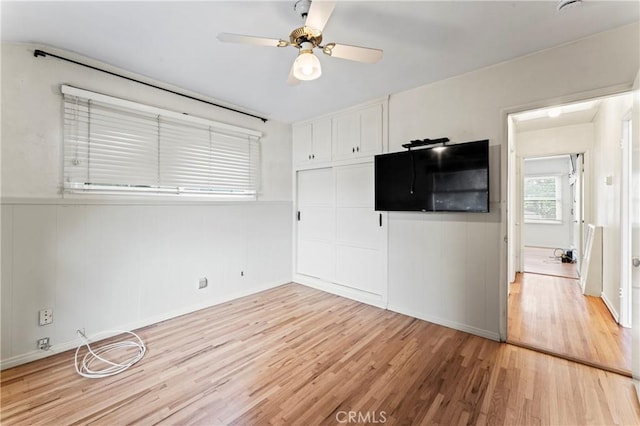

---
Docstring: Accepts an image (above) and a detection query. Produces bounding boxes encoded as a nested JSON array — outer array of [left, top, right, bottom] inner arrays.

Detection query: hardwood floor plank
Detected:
[[1, 283, 639, 425], [508, 272, 631, 374], [523, 246, 579, 279]]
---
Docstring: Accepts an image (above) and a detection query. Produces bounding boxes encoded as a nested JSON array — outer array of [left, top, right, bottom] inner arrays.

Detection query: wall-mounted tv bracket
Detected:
[[401, 137, 450, 194], [401, 137, 450, 150]]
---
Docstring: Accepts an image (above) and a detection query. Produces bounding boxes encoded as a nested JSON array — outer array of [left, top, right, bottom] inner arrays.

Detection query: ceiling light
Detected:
[[432, 146, 447, 153], [293, 42, 321, 81], [547, 107, 562, 118]]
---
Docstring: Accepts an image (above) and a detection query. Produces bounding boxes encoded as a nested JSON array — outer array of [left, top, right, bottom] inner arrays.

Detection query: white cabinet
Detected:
[[332, 104, 383, 160], [296, 168, 335, 282], [293, 99, 388, 304], [293, 118, 332, 166]]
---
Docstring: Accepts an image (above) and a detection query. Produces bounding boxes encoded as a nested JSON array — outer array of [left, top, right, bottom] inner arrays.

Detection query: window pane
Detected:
[[524, 176, 556, 199], [524, 200, 557, 220], [523, 175, 561, 222]]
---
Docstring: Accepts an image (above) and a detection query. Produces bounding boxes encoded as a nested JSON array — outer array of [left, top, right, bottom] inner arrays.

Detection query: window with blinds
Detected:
[[62, 85, 261, 197], [523, 175, 562, 223]]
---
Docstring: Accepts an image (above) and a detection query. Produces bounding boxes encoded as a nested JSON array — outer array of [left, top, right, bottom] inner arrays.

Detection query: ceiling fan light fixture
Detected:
[[293, 44, 322, 81]]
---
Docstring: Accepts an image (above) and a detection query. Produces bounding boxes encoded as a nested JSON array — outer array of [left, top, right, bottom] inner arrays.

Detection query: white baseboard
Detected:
[[387, 304, 501, 342], [600, 291, 620, 323], [293, 274, 387, 309], [293, 274, 499, 342], [0, 280, 287, 370]]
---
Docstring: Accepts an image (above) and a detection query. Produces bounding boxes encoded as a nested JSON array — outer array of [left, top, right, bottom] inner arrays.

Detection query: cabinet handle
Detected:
[[297, 211, 301, 221], [379, 213, 382, 227], [357, 146, 360, 152], [308, 154, 311, 160], [352, 147, 355, 153], [312, 154, 315, 159]]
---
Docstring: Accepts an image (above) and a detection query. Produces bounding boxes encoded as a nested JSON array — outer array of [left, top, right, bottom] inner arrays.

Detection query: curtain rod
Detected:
[[33, 49, 268, 123]]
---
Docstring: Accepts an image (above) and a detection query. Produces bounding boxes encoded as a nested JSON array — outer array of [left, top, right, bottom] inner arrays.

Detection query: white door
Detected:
[[359, 104, 383, 157], [507, 116, 518, 283], [572, 153, 583, 273], [292, 123, 313, 165], [296, 168, 335, 282], [334, 163, 385, 297], [312, 118, 332, 162], [333, 112, 360, 159], [631, 70, 640, 398]]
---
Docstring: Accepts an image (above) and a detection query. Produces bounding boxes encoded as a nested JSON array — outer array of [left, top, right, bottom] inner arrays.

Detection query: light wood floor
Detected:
[[2, 284, 639, 425], [508, 272, 631, 375], [523, 246, 579, 279]]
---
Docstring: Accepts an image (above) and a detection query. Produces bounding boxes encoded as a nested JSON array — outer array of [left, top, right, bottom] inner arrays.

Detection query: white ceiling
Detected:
[[512, 99, 601, 132], [512, 91, 633, 132], [2, 1, 638, 123]]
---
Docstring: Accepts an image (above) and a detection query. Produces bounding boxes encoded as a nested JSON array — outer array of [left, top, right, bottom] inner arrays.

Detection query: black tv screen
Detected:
[[375, 139, 489, 212]]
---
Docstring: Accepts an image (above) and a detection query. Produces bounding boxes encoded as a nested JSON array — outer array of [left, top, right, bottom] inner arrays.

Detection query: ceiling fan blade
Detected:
[[288, 63, 300, 86], [217, 33, 288, 48], [305, 0, 336, 33], [322, 43, 383, 64]]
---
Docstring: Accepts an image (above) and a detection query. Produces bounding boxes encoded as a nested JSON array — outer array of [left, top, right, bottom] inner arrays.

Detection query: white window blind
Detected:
[[62, 85, 261, 197]]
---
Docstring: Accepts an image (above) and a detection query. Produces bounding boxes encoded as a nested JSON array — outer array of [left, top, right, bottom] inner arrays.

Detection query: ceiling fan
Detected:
[[217, 0, 383, 85]]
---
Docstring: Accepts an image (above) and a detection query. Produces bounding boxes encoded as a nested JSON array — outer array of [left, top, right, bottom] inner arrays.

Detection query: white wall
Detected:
[[0, 43, 293, 368], [516, 123, 595, 157], [592, 94, 633, 320], [522, 157, 573, 249], [386, 23, 639, 340]]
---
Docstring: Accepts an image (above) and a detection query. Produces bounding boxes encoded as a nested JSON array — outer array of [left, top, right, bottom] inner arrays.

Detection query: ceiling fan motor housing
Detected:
[[289, 26, 322, 48]]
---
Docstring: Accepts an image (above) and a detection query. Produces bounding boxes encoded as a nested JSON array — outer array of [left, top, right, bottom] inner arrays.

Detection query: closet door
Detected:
[[296, 168, 335, 281], [334, 163, 385, 295], [358, 104, 383, 157]]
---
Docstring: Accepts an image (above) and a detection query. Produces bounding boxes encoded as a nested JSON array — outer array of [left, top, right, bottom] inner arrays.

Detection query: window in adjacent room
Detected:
[[62, 85, 261, 198], [523, 175, 562, 223]]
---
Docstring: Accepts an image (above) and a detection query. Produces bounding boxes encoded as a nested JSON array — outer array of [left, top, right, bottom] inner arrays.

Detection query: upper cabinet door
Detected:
[[312, 118, 332, 163], [333, 104, 383, 160], [293, 119, 332, 167], [294, 100, 386, 167], [359, 104, 383, 157], [293, 123, 313, 165], [332, 112, 360, 160]]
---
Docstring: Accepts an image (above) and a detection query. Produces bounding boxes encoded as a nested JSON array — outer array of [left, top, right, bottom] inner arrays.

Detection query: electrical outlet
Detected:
[[37, 337, 51, 350], [38, 309, 53, 326], [198, 277, 208, 289]]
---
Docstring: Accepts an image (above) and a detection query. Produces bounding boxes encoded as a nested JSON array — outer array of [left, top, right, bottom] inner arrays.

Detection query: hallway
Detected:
[[508, 272, 631, 375]]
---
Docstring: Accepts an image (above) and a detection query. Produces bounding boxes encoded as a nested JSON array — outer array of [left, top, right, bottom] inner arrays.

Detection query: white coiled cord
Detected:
[[74, 329, 146, 379]]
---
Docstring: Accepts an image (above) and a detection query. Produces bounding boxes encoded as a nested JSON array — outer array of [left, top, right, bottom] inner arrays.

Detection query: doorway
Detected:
[[506, 93, 634, 374], [521, 154, 581, 280]]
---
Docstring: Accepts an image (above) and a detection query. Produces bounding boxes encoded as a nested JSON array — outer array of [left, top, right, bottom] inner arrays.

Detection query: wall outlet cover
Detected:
[[38, 309, 53, 326], [198, 277, 208, 289]]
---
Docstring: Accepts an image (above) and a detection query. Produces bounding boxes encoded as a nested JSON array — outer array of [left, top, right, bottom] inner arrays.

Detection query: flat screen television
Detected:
[[375, 139, 489, 212]]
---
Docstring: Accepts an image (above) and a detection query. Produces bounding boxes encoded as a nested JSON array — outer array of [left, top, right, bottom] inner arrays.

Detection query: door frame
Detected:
[[620, 112, 633, 328], [500, 83, 633, 341]]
